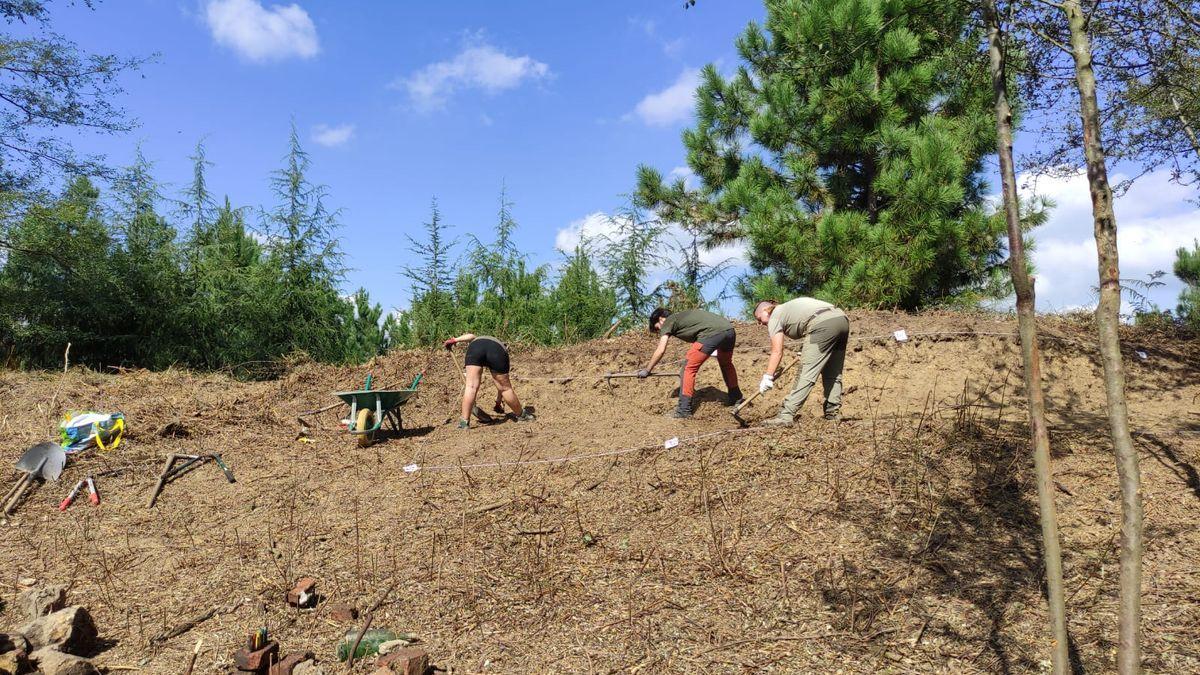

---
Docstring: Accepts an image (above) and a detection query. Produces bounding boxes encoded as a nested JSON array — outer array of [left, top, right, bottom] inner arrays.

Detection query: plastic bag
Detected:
[[59, 412, 125, 453]]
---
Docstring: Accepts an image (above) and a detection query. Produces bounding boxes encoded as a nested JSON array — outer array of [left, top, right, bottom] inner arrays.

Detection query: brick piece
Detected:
[[269, 651, 315, 675], [375, 647, 428, 675], [235, 641, 279, 673], [286, 578, 317, 608], [327, 603, 357, 622]]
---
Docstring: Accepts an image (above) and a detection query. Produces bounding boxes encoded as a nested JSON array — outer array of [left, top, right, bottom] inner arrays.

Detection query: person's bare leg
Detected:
[[461, 366, 483, 422], [492, 373, 523, 416]]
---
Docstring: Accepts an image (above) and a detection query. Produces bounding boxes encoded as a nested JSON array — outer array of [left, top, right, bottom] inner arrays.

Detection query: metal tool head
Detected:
[[15, 442, 67, 481]]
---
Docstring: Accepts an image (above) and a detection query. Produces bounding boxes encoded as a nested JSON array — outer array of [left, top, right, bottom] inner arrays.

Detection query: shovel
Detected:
[[3, 442, 65, 514]]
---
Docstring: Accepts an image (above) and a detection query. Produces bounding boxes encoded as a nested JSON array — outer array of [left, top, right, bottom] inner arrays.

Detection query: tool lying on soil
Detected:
[[58, 476, 99, 511], [731, 358, 800, 427], [334, 373, 421, 448], [4, 441, 67, 515], [147, 453, 236, 508], [603, 371, 679, 384]]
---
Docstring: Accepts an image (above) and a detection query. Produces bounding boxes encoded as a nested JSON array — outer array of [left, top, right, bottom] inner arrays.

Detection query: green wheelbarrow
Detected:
[[335, 374, 422, 447]]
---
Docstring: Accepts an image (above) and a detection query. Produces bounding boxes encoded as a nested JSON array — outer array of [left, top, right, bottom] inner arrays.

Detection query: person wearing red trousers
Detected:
[[637, 307, 743, 418]]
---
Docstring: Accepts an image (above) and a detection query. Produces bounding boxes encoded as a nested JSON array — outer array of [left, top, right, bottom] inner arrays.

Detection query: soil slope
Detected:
[[0, 311, 1197, 673]]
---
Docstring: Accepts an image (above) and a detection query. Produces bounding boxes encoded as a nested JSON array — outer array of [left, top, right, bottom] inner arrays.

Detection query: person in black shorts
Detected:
[[444, 333, 534, 429]]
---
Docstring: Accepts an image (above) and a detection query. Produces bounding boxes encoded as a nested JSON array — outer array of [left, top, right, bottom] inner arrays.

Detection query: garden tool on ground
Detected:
[[4, 442, 67, 515]]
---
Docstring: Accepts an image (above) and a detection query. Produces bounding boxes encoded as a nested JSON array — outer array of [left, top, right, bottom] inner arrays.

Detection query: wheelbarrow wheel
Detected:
[[356, 408, 375, 447]]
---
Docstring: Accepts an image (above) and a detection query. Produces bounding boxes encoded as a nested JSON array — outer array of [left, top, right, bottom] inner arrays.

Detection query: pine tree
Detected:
[[638, 0, 1007, 309], [1175, 240, 1200, 328], [552, 244, 618, 342], [400, 198, 459, 346]]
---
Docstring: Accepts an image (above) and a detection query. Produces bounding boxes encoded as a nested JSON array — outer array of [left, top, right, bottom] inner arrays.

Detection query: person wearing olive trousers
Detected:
[[753, 298, 850, 427]]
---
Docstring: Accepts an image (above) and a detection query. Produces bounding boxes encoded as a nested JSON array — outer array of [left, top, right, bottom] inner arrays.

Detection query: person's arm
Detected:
[[638, 334, 671, 376], [760, 331, 786, 392], [444, 333, 477, 349]]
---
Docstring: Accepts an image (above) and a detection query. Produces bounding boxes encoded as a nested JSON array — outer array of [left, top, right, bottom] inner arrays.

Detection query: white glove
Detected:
[[758, 373, 775, 393]]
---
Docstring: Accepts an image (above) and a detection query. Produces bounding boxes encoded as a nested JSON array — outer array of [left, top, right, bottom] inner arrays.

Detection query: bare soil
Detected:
[[1, 310, 1197, 673]]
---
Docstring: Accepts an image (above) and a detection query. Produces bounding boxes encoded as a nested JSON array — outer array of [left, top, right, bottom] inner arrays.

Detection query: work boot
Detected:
[[761, 415, 794, 428], [456, 419, 469, 430], [726, 388, 744, 407], [824, 411, 842, 422], [670, 395, 694, 419], [516, 408, 536, 422]]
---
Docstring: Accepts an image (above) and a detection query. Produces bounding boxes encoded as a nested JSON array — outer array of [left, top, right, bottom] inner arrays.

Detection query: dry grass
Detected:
[[0, 311, 1197, 673]]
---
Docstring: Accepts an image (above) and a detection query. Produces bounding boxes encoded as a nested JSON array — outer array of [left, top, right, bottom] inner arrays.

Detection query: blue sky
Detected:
[[41, 0, 1199, 317]]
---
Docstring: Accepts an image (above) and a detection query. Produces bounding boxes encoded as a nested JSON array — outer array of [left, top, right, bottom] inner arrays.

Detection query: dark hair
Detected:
[[648, 307, 671, 332]]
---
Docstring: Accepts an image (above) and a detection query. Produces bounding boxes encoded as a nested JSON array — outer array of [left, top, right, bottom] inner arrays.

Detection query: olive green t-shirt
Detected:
[[659, 309, 731, 343], [767, 297, 837, 339]]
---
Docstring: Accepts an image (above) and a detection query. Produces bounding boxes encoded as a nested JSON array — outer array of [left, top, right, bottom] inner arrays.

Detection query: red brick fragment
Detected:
[[376, 647, 428, 675], [286, 577, 317, 608]]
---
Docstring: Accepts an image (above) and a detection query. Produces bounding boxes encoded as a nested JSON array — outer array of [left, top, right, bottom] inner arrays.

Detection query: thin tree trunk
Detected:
[[1062, 1, 1144, 671], [984, 3, 1070, 671], [1168, 93, 1200, 159]]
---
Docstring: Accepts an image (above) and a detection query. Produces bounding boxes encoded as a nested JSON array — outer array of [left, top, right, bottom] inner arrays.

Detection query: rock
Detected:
[[29, 648, 97, 675], [0, 635, 28, 654], [18, 607, 97, 655], [292, 660, 323, 675], [327, 603, 357, 622], [375, 647, 428, 675], [0, 647, 30, 675], [17, 585, 66, 621]]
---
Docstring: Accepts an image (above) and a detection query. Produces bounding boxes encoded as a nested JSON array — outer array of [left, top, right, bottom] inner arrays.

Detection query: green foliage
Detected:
[[637, 0, 1015, 310], [599, 206, 667, 322], [393, 191, 620, 348], [1175, 240, 1200, 329], [0, 128, 394, 371]]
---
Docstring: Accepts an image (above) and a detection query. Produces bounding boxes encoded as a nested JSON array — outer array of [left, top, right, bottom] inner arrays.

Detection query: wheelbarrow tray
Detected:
[[335, 389, 418, 410]]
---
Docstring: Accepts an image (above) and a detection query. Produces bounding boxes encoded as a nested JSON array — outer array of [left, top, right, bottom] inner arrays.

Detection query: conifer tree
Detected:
[[261, 124, 347, 361], [639, 0, 1007, 308], [600, 205, 666, 322], [1175, 240, 1200, 328]]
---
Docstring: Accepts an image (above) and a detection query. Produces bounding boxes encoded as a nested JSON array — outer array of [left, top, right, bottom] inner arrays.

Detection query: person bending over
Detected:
[[639, 307, 742, 418], [753, 297, 849, 427], [444, 333, 535, 429]]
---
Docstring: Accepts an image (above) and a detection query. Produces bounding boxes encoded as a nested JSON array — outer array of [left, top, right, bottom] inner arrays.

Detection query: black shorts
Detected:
[[464, 338, 510, 374], [698, 327, 736, 355]]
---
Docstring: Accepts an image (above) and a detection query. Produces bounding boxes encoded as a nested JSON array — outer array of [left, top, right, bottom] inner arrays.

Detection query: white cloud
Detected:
[[1017, 170, 1198, 313], [204, 0, 319, 62], [311, 123, 355, 147], [630, 68, 700, 126], [555, 211, 748, 270], [396, 39, 550, 112]]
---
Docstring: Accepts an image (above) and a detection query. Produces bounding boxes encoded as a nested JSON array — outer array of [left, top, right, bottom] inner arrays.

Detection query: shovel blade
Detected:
[[15, 442, 66, 481]]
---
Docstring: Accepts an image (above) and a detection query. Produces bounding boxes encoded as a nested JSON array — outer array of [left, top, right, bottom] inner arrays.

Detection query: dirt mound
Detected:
[[0, 311, 1197, 673]]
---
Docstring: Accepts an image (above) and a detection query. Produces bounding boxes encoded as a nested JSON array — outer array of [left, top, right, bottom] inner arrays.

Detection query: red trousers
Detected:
[[681, 342, 739, 398]]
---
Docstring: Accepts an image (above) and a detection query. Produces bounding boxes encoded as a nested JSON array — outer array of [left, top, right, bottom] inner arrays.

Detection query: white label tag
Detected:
[[402, 463, 420, 473], [664, 437, 680, 449], [1135, 350, 1148, 361], [893, 329, 909, 343]]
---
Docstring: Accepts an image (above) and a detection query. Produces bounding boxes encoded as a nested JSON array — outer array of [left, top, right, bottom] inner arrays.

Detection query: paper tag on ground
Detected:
[[1135, 350, 1148, 361], [402, 463, 420, 473], [664, 437, 680, 449], [893, 329, 909, 343]]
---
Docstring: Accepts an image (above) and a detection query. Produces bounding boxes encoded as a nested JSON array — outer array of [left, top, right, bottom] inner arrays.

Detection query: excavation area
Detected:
[[1, 311, 1198, 673]]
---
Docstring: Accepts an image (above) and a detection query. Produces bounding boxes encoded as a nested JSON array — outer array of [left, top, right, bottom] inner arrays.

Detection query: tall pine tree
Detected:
[[638, 0, 1007, 309]]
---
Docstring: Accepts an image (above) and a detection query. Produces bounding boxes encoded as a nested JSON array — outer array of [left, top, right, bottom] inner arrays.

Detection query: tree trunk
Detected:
[[1168, 93, 1200, 159], [984, 3, 1070, 672], [1062, 1, 1144, 671]]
